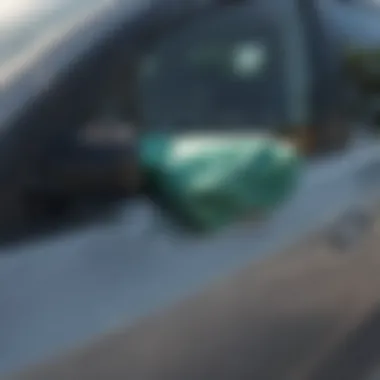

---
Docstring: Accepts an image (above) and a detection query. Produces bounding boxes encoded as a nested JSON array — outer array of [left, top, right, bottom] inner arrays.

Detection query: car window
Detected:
[[136, 5, 286, 131]]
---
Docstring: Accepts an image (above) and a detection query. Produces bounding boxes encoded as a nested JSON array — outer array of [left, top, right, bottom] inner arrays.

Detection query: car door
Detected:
[[0, 0, 312, 373], [3, 1, 380, 378]]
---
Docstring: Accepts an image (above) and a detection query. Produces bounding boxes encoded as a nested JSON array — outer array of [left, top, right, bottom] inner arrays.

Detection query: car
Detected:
[[2, 0, 380, 378]]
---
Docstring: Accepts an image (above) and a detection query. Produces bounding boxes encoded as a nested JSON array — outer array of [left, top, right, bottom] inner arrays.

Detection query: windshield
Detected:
[[0, 0, 109, 73], [136, 7, 286, 131]]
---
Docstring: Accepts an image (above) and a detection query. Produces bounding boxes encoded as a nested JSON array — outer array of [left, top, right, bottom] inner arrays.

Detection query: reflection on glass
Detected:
[[136, 10, 285, 131]]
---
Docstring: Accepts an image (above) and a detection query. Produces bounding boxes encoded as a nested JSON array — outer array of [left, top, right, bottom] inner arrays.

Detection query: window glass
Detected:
[[136, 6, 286, 131]]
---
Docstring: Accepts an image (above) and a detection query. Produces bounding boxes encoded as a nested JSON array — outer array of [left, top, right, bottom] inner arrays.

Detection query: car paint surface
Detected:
[[0, 135, 380, 375]]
